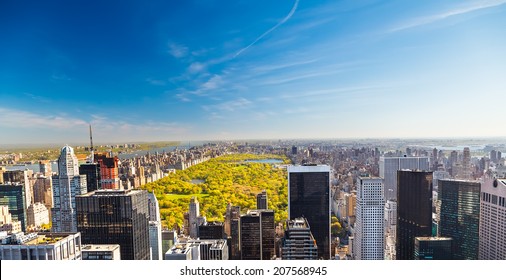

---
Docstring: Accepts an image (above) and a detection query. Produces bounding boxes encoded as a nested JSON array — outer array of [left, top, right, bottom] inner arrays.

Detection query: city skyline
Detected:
[[1, 0, 506, 144]]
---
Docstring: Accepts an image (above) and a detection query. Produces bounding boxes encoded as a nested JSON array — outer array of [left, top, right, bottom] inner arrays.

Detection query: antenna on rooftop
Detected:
[[89, 124, 94, 163]]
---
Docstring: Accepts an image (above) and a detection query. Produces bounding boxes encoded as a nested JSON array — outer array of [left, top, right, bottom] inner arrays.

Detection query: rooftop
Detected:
[[82, 244, 120, 252]]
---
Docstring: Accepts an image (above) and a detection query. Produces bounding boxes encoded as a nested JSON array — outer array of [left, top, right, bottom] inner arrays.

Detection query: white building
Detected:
[[82, 244, 121, 260], [379, 156, 429, 201], [51, 146, 87, 233], [353, 177, 384, 260], [0, 232, 82, 260], [0, 206, 22, 233], [27, 202, 49, 228], [479, 177, 506, 260], [165, 239, 228, 260], [147, 192, 162, 260], [188, 197, 200, 238]]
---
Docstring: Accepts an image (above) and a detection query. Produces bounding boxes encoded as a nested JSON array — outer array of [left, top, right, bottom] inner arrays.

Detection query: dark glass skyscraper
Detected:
[[396, 170, 433, 260], [0, 184, 26, 231], [76, 189, 150, 260], [288, 165, 330, 259], [199, 222, 225, 240], [438, 179, 480, 260], [256, 190, 268, 210], [414, 237, 453, 260], [79, 163, 100, 192], [240, 210, 275, 260]]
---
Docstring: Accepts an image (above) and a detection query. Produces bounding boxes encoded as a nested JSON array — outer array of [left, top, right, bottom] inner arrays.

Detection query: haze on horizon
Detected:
[[1, 0, 506, 145]]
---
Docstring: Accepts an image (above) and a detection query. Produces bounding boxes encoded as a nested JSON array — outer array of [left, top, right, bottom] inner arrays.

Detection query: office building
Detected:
[[51, 145, 87, 233], [199, 221, 225, 240], [188, 197, 201, 239], [288, 165, 330, 259], [147, 192, 162, 260], [0, 232, 82, 260], [95, 153, 120, 190], [82, 244, 121, 260], [379, 156, 429, 201], [256, 190, 268, 210], [479, 177, 506, 260], [438, 179, 480, 260], [240, 210, 275, 260], [414, 237, 453, 260], [76, 189, 150, 260], [27, 202, 49, 228], [79, 163, 100, 192], [396, 170, 433, 260], [2, 170, 32, 208], [0, 184, 27, 232], [225, 204, 241, 260], [354, 177, 384, 260], [32, 175, 53, 219], [281, 217, 318, 260], [161, 230, 177, 260]]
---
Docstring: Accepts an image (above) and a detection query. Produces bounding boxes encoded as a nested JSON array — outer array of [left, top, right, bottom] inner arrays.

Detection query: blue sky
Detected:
[[1, 0, 506, 144]]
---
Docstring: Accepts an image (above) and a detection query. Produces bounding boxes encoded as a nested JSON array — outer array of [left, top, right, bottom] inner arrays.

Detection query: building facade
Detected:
[[414, 237, 453, 260], [76, 189, 150, 260], [396, 170, 433, 260], [0, 232, 82, 260], [379, 157, 430, 201], [288, 165, 330, 259], [51, 145, 87, 233], [0, 184, 27, 232], [281, 217, 318, 260], [354, 177, 384, 260], [438, 179, 480, 260], [479, 177, 506, 260]]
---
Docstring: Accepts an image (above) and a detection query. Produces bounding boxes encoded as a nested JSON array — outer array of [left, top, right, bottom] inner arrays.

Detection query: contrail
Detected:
[[234, 0, 299, 58]]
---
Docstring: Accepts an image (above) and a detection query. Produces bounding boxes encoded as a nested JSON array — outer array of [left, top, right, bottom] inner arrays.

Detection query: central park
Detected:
[[140, 154, 291, 228]]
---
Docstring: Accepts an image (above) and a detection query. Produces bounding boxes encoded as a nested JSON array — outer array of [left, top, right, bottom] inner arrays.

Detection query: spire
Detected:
[[89, 124, 94, 163]]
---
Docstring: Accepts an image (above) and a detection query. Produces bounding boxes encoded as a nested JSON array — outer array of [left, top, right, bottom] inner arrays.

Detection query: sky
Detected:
[[1, 0, 506, 145]]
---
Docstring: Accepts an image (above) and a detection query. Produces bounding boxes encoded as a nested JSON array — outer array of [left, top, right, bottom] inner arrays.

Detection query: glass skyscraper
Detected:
[[396, 170, 433, 260], [438, 179, 480, 260], [288, 165, 330, 259]]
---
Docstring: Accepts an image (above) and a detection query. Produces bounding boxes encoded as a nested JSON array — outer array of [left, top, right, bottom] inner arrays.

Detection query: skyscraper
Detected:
[[95, 153, 120, 190], [3, 170, 32, 209], [240, 210, 275, 260], [479, 177, 506, 260], [79, 163, 100, 192], [281, 217, 318, 260], [414, 237, 453, 260], [354, 177, 384, 260], [147, 192, 162, 260], [76, 189, 150, 260], [51, 145, 87, 232], [457, 147, 472, 180], [288, 165, 330, 259], [396, 170, 433, 260], [225, 204, 241, 260], [379, 156, 430, 201], [199, 222, 225, 240], [438, 179, 480, 260], [256, 190, 268, 210], [0, 184, 26, 231], [188, 197, 201, 239]]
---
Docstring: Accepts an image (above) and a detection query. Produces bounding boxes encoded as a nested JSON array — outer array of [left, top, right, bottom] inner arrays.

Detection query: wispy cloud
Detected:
[[251, 59, 319, 73], [146, 78, 167, 86], [202, 98, 252, 112], [168, 42, 189, 58], [0, 107, 87, 129], [23, 93, 50, 103], [188, 62, 206, 74], [389, 0, 506, 32], [234, 0, 299, 58], [51, 73, 72, 81]]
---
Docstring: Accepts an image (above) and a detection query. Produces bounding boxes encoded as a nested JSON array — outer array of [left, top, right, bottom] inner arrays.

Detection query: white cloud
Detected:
[[389, 0, 506, 32], [168, 42, 189, 58], [188, 62, 206, 74], [234, 0, 299, 58]]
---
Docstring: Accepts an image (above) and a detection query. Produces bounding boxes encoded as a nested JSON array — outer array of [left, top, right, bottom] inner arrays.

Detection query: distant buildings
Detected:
[[438, 179, 480, 260], [281, 217, 318, 260], [0, 232, 82, 260], [396, 170, 433, 260], [76, 189, 150, 260], [354, 177, 384, 260], [414, 237, 453, 260], [479, 177, 506, 260], [79, 163, 100, 192], [379, 156, 430, 201], [288, 165, 330, 259], [51, 145, 87, 233]]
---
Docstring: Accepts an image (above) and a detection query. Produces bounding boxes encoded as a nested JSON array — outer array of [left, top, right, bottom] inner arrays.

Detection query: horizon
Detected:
[[1, 0, 506, 144]]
